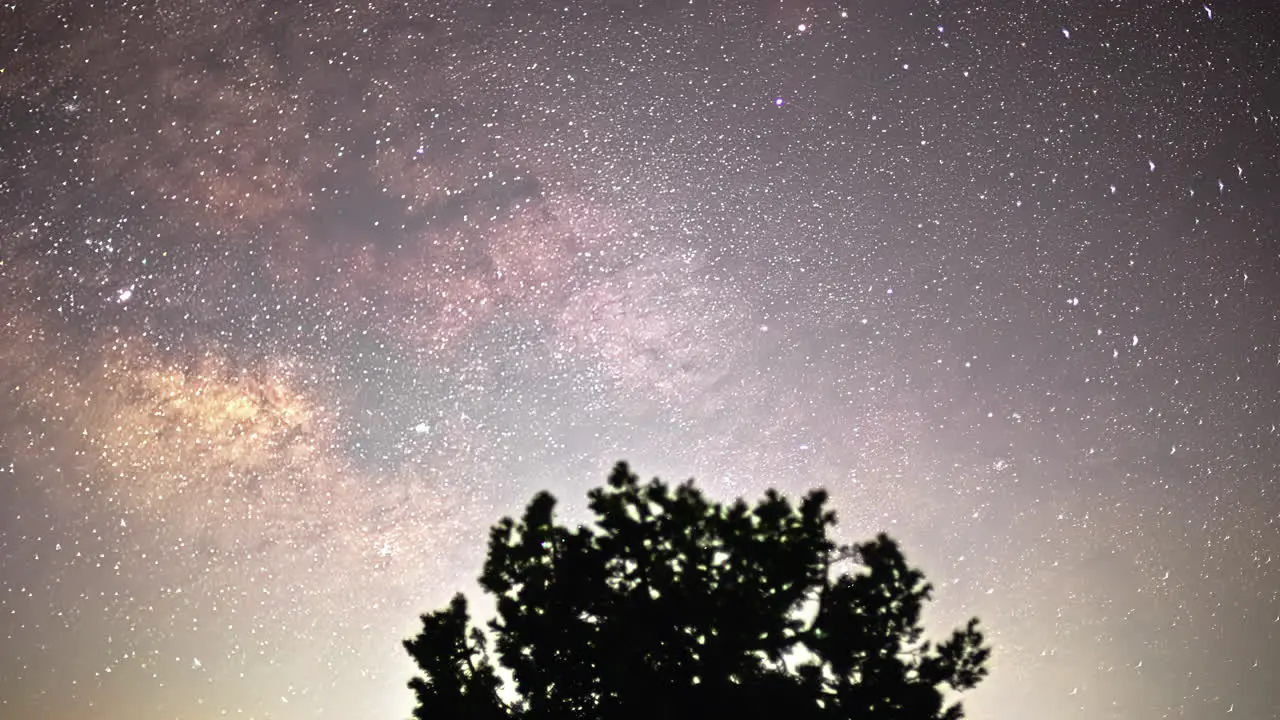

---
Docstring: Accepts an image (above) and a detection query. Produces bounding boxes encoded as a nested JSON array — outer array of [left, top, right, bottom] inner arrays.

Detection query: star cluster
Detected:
[[2, 1, 1278, 719]]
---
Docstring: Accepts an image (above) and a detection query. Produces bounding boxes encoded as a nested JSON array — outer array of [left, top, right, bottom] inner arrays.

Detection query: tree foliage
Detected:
[[404, 462, 990, 720]]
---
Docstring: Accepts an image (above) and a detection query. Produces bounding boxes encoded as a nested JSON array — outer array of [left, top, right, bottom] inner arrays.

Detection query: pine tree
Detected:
[[404, 462, 990, 720]]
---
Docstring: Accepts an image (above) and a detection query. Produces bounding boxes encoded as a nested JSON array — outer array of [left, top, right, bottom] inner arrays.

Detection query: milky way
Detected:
[[2, 2, 1278, 718]]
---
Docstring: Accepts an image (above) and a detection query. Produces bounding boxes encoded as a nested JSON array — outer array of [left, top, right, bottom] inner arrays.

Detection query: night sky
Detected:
[[2, 1, 1278, 718]]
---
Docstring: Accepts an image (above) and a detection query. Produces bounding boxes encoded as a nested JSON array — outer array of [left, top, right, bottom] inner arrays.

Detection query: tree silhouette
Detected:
[[404, 462, 990, 720]]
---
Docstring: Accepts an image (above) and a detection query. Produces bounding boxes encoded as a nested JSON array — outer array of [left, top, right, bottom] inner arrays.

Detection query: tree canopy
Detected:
[[403, 461, 990, 720]]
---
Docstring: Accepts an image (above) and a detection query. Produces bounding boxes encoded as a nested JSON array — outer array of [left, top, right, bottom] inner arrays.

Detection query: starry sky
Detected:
[[1, 0, 1278, 718]]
